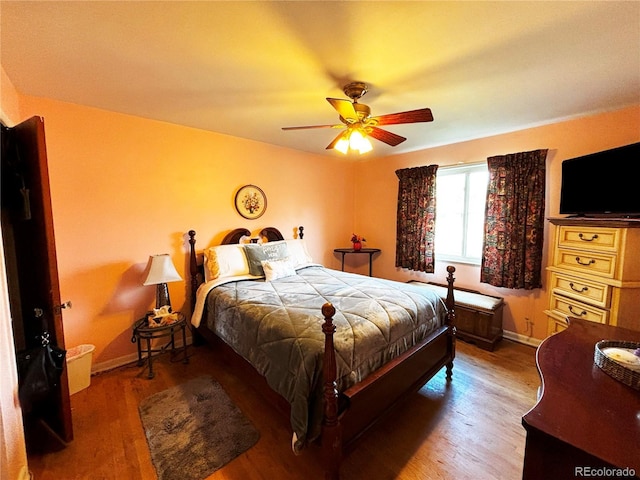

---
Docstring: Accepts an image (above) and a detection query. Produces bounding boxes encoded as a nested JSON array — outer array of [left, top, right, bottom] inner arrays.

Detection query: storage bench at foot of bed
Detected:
[[409, 281, 504, 351]]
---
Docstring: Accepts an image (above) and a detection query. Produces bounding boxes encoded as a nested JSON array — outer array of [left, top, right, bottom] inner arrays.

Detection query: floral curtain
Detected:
[[395, 165, 438, 273], [481, 149, 548, 289]]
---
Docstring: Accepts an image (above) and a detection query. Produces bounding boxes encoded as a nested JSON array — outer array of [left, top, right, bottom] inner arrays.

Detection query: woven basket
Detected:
[[594, 340, 640, 391]]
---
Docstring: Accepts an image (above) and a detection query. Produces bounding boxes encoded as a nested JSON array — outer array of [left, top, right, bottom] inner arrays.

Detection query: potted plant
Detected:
[[351, 234, 366, 251]]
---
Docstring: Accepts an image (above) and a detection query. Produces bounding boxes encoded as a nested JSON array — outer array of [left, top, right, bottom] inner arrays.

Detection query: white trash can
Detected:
[[66, 344, 95, 395]]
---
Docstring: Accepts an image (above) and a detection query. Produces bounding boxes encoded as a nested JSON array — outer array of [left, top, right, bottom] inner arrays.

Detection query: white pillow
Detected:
[[284, 239, 314, 268], [261, 259, 297, 282], [203, 244, 250, 282]]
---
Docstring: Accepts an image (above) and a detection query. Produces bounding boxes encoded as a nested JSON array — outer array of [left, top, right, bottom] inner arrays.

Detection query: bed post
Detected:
[[444, 265, 456, 380], [188, 229, 208, 346], [321, 302, 341, 480], [444, 265, 456, 319], [188, 230, 198, 312]]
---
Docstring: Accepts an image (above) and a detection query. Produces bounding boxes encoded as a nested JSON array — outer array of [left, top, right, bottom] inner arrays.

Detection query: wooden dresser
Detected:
[[522, 318, 640, 479], [545, 218, 640, 334]]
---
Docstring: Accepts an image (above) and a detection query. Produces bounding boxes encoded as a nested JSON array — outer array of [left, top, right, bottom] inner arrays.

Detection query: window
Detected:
[[434, 163, 488, 265]]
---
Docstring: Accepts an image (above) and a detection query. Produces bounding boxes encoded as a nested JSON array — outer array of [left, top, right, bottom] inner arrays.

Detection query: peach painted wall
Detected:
[[352, 105, 640, 341], [1, 66, 20, 122], [4, 61, 640, 371], [11, 93, 355, 369]]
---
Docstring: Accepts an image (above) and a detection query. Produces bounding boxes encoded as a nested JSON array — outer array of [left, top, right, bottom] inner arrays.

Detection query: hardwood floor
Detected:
[[27, 338, 540, 480]]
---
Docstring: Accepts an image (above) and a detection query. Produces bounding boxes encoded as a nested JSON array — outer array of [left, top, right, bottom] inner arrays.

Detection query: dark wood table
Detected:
[[522, 317, 640, 479], [131, 312, 189, 379], [334, 248, 381, 276]]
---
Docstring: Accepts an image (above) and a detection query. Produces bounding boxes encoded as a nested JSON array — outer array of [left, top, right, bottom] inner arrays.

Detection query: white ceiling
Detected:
[[2, 1, 639, 158]]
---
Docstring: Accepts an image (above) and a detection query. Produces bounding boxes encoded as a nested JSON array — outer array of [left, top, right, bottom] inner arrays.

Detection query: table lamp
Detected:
[[143, 254, 182, 310]]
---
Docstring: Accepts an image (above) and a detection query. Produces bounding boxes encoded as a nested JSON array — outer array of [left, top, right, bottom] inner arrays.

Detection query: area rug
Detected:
[[138, 376, 259, 480]]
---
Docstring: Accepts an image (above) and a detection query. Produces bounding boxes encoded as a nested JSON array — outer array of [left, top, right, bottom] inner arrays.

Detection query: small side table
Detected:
[[334, 248, 381, 276], [131, 312, 189, 379]]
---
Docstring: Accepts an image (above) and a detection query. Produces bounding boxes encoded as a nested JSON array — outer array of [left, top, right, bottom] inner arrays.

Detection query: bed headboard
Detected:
[[187, 226, 303, 311]]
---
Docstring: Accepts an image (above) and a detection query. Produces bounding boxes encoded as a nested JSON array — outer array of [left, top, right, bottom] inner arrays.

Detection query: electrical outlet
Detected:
[[524, 317, 534, 336]]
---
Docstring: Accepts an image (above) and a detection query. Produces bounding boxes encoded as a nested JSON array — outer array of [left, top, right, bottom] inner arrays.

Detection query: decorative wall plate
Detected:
[[234, 184, 267, 219]]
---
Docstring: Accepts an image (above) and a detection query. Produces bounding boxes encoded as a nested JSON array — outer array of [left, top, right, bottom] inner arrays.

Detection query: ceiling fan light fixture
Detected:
[[332, 128, 372, 155], [284, 82, 433, 153], [334, 134, 350, 154], [359, 137, 373, 154], [350, 129, 372, 154]]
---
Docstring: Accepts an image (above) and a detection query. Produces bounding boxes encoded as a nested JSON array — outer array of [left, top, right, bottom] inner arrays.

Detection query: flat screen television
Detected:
[[559, 142, 640, 218]]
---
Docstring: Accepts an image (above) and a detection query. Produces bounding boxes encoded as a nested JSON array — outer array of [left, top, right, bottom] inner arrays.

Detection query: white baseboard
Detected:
[[91, 336, 192, 375], [92, 352, 139, 375], [502, 330, 542, 348]]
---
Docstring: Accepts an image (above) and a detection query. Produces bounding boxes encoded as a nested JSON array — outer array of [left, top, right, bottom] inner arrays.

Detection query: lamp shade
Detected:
[[143, 254, 182, 286]]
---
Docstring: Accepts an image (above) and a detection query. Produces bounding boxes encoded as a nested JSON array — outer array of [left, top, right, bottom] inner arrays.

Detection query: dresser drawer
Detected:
[[549, 293, 608, 324], [554, 247, 616, 279], [549, 272, 610, 308], [557, 226, 620, 253], [547, 315, 569, 335]]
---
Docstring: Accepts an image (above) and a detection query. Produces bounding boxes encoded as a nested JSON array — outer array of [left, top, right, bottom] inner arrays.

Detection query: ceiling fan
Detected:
[[282, 82, 434, 154]]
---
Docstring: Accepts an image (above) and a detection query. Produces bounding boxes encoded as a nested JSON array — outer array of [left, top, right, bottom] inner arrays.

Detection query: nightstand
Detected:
[[131, 312, 189, 379]]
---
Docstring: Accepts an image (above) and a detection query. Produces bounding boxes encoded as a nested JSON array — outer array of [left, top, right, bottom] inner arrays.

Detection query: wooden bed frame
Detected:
[[188, 227, 456, 480]]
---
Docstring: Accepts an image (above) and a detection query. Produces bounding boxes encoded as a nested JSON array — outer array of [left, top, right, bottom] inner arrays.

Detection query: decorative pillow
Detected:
[[203, 249, 220, 281], [261, 259, 297, 282], [243, 242, 291, 276], [284, 239, 314, 267], [203, 244, 250, 282]]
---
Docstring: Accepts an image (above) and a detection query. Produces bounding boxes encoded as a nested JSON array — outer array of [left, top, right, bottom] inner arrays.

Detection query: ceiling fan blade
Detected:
[[282, 124, 343, 130], [327, 98, 358, 122], [326, 130, 348, 150], [368, 127, 407, 147], [372, 108, 433, 126]]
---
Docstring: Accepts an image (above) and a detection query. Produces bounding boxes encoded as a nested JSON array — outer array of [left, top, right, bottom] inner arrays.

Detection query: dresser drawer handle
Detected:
[[575, 256, 596, 266], [578, 233, 598, 242], [569, 282, 588, 293], [568, 305, 587, 317]]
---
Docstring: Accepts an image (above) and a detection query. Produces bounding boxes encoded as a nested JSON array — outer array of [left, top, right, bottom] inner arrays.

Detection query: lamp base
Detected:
[[156, 283, 172, 311]]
